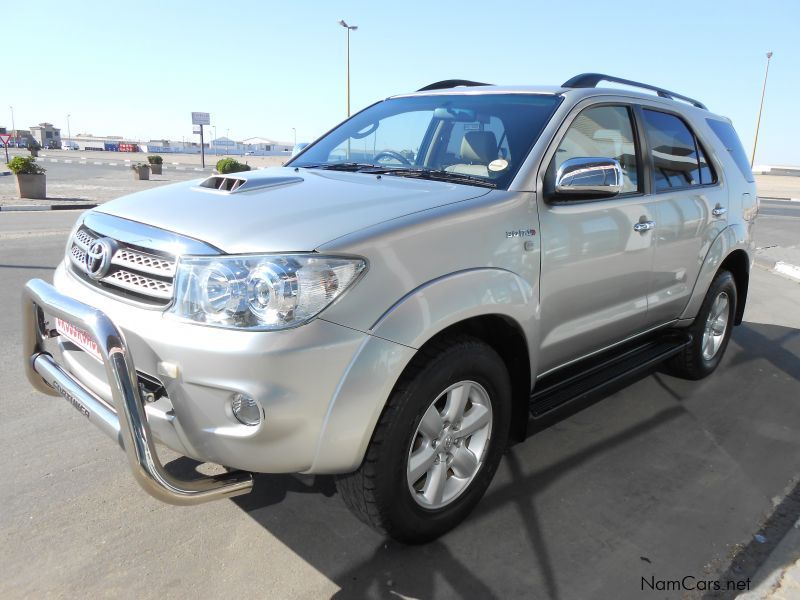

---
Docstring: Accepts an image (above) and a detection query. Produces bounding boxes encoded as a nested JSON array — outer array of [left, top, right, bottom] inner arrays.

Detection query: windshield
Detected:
[[288, 93, 561, 189]]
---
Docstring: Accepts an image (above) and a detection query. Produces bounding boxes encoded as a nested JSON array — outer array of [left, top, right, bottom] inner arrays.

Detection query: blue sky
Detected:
[[5, 0, 799, 164]]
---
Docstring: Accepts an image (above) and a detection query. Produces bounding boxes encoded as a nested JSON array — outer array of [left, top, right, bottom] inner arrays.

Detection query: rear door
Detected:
[[536, 102, 659, 373], [638, 107, 727, 324]]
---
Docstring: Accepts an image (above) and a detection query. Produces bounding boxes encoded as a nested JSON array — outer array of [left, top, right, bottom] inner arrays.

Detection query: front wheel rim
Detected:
[[406, 380, 493, 510], [702, 291, 730, 360]]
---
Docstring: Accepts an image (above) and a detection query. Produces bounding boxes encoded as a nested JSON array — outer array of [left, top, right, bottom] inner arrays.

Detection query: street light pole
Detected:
[[751, 51, 773, 167], [292, 127, 296, 146], [66, 114, 71, 144], [9, 105, 15, 145], [338, 19, 358, 117]]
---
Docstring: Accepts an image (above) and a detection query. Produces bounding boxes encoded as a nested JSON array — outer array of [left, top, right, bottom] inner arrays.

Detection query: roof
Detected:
[[391, 83, 718, 117]]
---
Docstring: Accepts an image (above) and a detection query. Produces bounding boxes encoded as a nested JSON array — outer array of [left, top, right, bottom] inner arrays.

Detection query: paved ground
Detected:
[[0, 207, 799, 599], [0, 149, 288, 207]]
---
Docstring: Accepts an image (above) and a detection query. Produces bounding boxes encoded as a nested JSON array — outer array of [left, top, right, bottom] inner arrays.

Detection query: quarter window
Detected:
[[642, 110, 717, 191], [553, 106, 640, 194], [706, 118, 755, 183]]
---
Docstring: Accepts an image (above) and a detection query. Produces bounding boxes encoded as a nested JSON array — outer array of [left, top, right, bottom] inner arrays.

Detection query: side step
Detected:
[[530, 331, 692, 418]]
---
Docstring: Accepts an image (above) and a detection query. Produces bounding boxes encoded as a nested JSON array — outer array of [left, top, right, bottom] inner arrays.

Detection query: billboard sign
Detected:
[[191, 112, 210, 126]]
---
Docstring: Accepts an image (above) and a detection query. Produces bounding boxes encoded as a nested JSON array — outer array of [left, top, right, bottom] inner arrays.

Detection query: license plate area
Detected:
[[54, 316, 103, 363]]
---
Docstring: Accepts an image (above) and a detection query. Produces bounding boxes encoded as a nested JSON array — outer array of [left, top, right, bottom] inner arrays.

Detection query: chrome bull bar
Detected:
[[22, 278, 253, 505]]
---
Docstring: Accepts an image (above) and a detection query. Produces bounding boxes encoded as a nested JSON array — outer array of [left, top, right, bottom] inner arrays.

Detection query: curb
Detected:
[[754, 255, 800, 283], [0, 203, 98, 212]]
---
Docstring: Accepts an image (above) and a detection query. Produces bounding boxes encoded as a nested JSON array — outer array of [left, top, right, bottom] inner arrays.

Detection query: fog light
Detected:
[[231, 393, 262, 426]]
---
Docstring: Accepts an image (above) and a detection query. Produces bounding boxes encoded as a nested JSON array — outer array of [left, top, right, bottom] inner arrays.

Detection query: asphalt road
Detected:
[[755, 200, 800, 250], [0, 160, 208, 206], [1, 210, 799, 599]]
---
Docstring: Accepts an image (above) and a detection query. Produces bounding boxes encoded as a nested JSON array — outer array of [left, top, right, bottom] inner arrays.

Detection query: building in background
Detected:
[[30, 123, 61, 149], [241, 137, 292, 155]]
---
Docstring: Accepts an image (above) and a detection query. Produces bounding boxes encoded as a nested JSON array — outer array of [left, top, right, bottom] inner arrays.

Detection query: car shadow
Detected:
[[170, 321, 800, 600]]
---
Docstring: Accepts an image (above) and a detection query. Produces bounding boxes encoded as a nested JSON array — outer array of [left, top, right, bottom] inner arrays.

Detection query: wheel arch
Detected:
[[718, 249, 750, 325], [409, 315, 532, 445], [310, 268, 539, 473]]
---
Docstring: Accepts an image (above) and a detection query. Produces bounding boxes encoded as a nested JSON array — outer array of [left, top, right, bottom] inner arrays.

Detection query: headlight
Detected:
[[168, 254, 366, 330]]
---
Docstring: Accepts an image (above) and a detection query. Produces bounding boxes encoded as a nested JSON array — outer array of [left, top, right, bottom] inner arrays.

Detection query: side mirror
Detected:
[[554, 157, 624, 198]]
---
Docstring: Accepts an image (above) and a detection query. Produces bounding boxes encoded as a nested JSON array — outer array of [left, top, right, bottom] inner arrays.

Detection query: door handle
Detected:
[[633, 220, 656, 232], [712, 206, 727, 217]]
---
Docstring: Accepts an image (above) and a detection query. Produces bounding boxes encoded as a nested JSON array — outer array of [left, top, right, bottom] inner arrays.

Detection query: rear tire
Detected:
[[336, 335, 511, 543], [669, 270, 737, 380]]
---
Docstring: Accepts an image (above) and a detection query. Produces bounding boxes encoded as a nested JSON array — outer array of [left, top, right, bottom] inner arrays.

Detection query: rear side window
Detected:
[[642, 110, 717, 191], [706, 119, 755, 183]]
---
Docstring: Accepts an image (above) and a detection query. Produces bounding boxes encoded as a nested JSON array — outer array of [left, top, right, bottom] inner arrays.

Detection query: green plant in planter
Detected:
[[216, 158, 251, 174], [147, 154, 164, 174], [27, 140, 42, 156], [7, 156, 46, 175], [131, 162, 150, 180], [8, 155, 46, 199]]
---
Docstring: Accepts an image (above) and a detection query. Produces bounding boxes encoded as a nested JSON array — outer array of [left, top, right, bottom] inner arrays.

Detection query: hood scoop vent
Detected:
[[197, 174, 303, 194]]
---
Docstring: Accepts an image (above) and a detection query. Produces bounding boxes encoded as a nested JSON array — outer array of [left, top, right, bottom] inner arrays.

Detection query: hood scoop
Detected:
[[197, 174, 303, 194]]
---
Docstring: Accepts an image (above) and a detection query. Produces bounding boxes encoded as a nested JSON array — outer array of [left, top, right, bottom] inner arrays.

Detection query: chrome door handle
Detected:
[[633, 220, 656, 232], [712, 206, 727, 217]]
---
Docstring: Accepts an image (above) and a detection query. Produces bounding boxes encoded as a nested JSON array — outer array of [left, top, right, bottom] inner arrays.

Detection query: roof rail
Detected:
[[561, 73, 707, 110], [417, 79, 492, 92]]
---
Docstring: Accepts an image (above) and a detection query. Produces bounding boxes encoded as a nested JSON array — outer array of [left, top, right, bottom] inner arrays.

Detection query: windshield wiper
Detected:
[[299, 162, 378, 172], [368, 167, 497, 189]]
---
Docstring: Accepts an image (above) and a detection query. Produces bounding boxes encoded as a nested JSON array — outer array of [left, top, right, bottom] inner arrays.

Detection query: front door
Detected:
[[536, 103, 659, 374]]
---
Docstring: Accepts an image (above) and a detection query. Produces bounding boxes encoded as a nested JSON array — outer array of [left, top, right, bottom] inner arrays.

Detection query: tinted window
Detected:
[[697, 143, 716, 185], [707, 119, 755, 183], [553, 105, 640, 193], [643, 110, 708, 191]]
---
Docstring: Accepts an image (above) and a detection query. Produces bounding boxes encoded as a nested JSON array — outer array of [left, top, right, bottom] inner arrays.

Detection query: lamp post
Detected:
[[226, 128, 230, 155], [66, 114, 71, 144], [9, 105, 15, 146], [751, 51, 773, 167], [338, 19, 357, 117], [292, 127, 296, 146]]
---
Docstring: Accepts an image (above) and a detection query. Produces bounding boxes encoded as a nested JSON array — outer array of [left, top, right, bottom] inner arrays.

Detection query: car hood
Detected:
[[96, 167, 491, 253]]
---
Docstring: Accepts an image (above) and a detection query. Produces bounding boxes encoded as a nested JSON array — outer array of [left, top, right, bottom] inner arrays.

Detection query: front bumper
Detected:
[[22, 278, 254, 505]]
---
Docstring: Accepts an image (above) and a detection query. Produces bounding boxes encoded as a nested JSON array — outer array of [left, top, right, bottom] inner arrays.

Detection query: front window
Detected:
[[289, 93, 561, 189]]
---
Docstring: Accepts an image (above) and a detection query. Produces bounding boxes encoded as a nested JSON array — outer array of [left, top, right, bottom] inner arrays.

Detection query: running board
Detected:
[[529, 332, 692, 418]]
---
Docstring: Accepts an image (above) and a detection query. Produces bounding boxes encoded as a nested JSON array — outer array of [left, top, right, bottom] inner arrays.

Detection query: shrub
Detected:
[[130, 162, 149, 170], [7, 156, 46, 175], [216, 158, 251, 174], [147, 155, 163, 165]]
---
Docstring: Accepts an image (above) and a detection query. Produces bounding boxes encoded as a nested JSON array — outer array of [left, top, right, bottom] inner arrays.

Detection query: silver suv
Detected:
[[22, 74, 757, 542]]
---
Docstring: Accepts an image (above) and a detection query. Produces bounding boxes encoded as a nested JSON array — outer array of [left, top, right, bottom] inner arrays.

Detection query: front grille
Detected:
[[68, 225, 177, 306]]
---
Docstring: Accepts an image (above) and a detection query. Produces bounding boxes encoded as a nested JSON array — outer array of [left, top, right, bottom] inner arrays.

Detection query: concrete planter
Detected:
[[29, 149, 39, 158], [132, 166, 150, 180], [149, 163, 162, 175], [15, 173, 46, 199]]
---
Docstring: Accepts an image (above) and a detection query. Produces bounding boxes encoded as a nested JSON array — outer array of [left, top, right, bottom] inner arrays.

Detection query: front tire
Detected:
[[336, 335, 511, 543], [669, 270, 737, 380]]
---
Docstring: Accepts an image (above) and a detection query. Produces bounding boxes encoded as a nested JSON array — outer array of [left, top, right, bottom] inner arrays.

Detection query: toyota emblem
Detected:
[[84, 237, 116, 280]]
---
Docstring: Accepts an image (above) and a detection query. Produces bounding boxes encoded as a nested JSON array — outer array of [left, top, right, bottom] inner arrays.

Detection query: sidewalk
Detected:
[[738, 518, 800, 599]]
